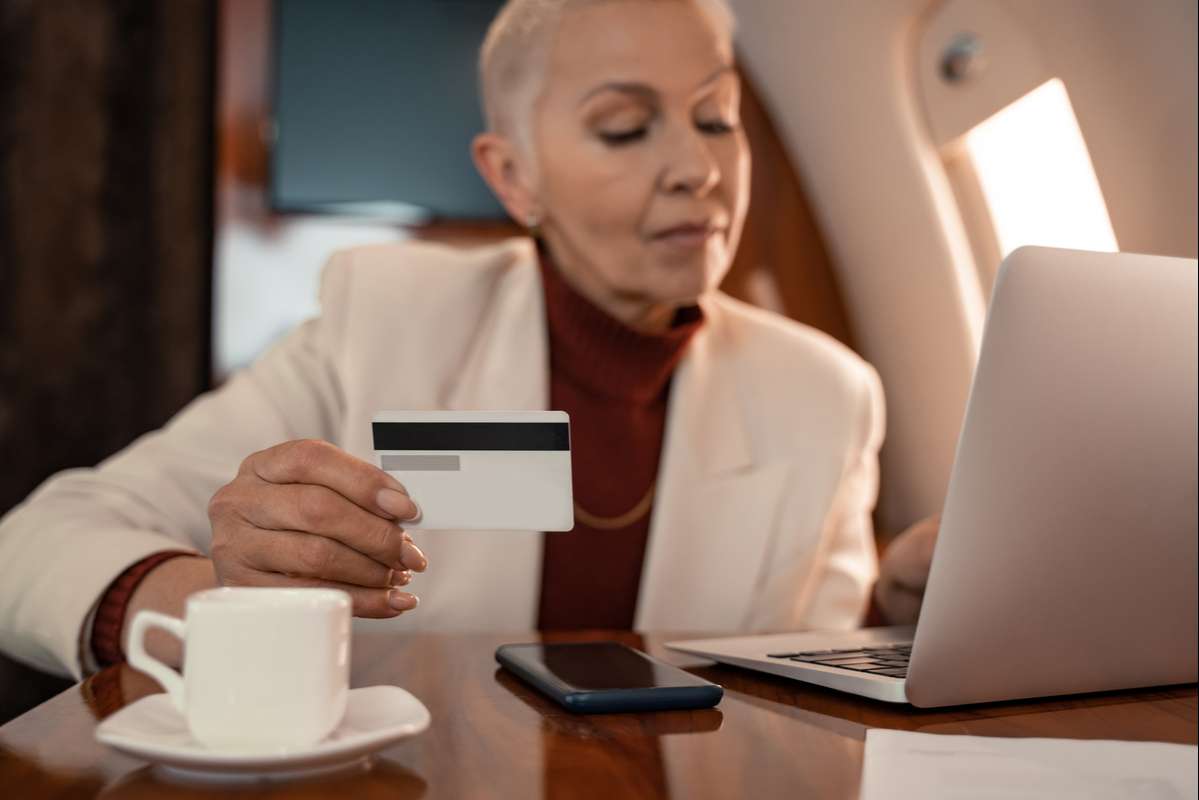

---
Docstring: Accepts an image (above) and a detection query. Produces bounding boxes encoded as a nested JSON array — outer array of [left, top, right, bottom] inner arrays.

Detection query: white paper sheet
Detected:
[[860, 729, 1198, 800]]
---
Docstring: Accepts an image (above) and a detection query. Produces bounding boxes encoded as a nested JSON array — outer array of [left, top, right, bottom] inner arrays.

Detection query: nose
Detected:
[[661, 125, 720, 197]]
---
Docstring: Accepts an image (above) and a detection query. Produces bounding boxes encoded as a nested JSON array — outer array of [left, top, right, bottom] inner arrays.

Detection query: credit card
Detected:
[[372, 411, 574, 531]]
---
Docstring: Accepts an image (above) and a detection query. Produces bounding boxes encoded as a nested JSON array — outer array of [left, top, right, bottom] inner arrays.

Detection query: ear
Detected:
[[471, 132, 540, 226]]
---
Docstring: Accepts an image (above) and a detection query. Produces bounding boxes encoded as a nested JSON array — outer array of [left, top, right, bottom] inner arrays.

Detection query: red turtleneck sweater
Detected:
[[536, 250, 703, 629]]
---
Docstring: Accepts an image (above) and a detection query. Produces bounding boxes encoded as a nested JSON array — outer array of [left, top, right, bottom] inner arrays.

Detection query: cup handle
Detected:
[[127, 610, 187, 714]]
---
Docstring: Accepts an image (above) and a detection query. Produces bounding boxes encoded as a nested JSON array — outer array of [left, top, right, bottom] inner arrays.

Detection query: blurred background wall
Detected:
[[0, 0, 214, 515], [0, 0, 214, 721]]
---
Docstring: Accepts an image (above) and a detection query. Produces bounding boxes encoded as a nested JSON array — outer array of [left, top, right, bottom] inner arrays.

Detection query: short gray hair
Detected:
[[478, 0, 735, 154]]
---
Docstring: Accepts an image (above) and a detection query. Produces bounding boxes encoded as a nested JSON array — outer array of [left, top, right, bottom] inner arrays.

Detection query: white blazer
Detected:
[[0, 238, 884, 678]]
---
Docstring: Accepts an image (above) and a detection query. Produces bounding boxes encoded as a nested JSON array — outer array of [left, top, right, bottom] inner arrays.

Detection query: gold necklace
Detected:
[[573, 481, 657, 530]]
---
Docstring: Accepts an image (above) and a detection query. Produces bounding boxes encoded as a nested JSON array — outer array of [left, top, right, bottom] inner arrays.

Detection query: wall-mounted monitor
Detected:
[[270, 0, 507, 222]]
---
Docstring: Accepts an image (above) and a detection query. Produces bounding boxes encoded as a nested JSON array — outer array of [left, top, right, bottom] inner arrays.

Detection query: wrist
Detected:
[[121, 556, 217, 669]]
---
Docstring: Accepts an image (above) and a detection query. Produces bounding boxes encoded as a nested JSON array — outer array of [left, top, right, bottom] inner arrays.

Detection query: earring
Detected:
[[525, 211, 542, 239]]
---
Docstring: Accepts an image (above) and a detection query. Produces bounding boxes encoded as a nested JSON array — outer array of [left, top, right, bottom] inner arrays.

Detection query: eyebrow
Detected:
[[577, 64, 736, 106]]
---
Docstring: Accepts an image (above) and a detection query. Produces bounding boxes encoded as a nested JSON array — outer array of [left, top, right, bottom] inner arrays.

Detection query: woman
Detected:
[[0, 0, 936, 678]]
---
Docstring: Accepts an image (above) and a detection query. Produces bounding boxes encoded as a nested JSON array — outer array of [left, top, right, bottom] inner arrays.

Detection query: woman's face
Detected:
[[532, 1, 750, 328]]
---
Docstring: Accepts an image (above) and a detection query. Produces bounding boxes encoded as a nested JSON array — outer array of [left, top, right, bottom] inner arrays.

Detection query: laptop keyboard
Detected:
[[766, 643, 912, 678]]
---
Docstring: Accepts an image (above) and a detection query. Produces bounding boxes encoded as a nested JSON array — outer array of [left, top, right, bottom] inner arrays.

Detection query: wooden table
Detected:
[[1, 631, 1194, 798]]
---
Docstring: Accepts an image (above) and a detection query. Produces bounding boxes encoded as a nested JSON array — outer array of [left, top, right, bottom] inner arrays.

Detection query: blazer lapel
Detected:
[[636, 298, 789, 632], [443, 239, 549, 414], [419, 241, 550, 630]]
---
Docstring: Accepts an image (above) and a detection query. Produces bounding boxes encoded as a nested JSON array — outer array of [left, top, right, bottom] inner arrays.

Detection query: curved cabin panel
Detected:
[[734, 0, 1198, 530]]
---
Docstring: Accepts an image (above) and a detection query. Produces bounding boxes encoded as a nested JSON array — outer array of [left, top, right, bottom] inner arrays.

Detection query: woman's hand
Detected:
[[207, 439, 427, 617], [874, 514, 940, 625]]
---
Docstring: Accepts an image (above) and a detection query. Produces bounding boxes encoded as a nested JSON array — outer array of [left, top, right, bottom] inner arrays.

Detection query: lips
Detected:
[[650, 220, 724, 248], [652, 220, 714, 239]]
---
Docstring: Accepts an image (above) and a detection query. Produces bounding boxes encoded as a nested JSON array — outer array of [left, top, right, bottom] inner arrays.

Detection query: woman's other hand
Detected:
[[207, 439, 427, 617], [874, 514, 940, 625]]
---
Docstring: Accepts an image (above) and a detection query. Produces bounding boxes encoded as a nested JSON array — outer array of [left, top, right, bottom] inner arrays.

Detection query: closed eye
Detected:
[[598, 127, 649, 146], [697, 119, 736, 136]]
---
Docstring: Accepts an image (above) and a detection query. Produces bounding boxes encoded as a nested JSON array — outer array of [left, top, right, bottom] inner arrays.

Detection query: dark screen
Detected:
[[272, 0, 506, 219], [527, 643, 713, 691]]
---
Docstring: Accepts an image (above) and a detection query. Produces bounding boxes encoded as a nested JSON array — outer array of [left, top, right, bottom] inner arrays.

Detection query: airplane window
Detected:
[[946, 78, 1118, 294]]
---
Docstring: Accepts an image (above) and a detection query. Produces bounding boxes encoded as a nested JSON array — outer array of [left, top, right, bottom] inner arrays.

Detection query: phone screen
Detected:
[[517, 643, 711, 691]]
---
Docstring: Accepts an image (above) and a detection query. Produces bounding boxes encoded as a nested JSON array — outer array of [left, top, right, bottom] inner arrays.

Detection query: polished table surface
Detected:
[[1, 630, 1195, 799]]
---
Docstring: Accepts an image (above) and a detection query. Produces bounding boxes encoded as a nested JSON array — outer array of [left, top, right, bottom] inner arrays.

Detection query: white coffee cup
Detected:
[[128, 587, 351, 752]]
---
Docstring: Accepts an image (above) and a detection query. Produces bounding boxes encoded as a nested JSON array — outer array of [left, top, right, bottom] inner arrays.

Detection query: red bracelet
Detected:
[[91, 551, 198, 667]]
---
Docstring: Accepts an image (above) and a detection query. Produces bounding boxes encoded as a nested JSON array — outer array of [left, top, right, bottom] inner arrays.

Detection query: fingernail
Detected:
[[402, 539, 428, 572], [390, 569, 413, 587], [377, 488, 419, 520], [388, 590, 419, 611], [383, 475, 409, 494]]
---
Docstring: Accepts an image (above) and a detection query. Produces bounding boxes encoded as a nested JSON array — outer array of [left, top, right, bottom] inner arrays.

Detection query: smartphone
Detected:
[[495, 641, 723, 713]]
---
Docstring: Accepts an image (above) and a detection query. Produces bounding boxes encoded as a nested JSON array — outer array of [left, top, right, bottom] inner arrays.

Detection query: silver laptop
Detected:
[[668, 247, 1199, 707]]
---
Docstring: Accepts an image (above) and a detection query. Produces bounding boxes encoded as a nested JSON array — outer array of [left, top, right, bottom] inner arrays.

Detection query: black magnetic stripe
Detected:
[[372, 422, 570, 451]]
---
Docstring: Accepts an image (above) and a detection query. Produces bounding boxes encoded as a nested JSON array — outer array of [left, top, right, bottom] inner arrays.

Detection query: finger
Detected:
[[881, 528, 938, 589], [229, 570, 419, 618], [883, 556, 930, 593], [238, 482, 414, 569], [875, 580, 925, 625], [395, 530, 428, 574], [401, 535, 428, 573], [244, 528, 400, 588], [240, 439, 419, 521]]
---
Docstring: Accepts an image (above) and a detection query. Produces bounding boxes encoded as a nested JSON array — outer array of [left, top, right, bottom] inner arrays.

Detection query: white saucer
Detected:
[[95, 685, 430, 780]]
